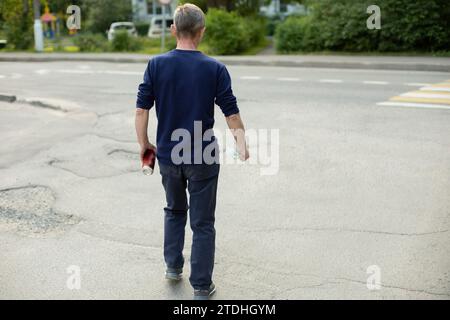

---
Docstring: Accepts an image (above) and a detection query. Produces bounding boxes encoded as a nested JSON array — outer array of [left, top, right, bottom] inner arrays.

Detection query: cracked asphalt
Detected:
[[0, 61, 449, 299]]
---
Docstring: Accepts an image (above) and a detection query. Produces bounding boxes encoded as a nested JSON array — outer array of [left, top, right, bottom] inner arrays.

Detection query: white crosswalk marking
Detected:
[[35, 69, 51, 75], [277, 77, 301, 82], [319, 79, 342, 83], [57, 69, 95, 74], [401, 92, 450, 99], [377, 101, 450, 110], [420, 86, 450, 92], [102, 70, 142, 76], [240, 76, 261, 80], [363, 81, 389, 85], [377, 80, 450, 110], [405, 83, 431, 87], [56, 69, 142, 76]]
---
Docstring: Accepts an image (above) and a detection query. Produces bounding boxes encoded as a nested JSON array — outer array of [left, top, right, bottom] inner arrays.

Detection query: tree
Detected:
[[0, 0, 34, 49], [205, 0, 305, 16], [179, 0, 208, 12], [81, 0, 132, 34], [47, 0, 80, 15]]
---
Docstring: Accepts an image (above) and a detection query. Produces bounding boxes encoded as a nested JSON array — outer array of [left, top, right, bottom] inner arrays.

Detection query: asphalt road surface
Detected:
[[0, 61, 449, 299]]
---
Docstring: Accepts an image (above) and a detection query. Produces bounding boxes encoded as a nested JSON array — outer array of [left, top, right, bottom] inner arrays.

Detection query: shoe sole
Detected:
[[165, 274, 182, 281], [194, 286, 216, 300]]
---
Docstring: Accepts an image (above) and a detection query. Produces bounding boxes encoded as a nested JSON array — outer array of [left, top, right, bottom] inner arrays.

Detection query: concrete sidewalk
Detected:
[[1, 52, 449, 72]]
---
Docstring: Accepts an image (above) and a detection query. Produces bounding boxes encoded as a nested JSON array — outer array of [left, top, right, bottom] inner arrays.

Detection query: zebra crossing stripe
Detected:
[[390, 96, 450, 105], [401, 91, 450, 99], [377, 101, 450, 110]]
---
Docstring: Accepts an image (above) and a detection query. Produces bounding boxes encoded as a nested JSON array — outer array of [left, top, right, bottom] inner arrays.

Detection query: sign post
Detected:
[[158, 0, 172, 53], [33, 0, 44, 52]]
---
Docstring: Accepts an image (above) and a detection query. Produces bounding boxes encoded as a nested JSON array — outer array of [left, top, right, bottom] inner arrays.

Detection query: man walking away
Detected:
[[135, 3, 249, 300]]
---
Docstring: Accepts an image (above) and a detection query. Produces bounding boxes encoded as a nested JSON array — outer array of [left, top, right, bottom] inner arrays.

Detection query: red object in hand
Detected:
[[142, 148, 156, 175]]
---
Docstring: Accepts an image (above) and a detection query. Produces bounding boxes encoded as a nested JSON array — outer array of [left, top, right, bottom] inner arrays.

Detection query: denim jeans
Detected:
[[159, 162, 220, 290]]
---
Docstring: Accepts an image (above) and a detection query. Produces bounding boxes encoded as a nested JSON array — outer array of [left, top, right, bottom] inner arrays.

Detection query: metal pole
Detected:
[[33, 0, 44, 52], [274, 0, 280, 14], [161, 4, 166, 53]]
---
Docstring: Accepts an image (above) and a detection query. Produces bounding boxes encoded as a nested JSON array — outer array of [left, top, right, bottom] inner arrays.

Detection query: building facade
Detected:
[[132, 0, 178, 22], [131, 0, 306, 23], [260, 0, 307, 17]]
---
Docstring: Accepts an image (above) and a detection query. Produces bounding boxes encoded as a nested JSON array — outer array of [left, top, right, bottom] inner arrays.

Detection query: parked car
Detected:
[[107, 22, 138, 41], [148, 16, 173, 38], [0, 39, 7, 49]]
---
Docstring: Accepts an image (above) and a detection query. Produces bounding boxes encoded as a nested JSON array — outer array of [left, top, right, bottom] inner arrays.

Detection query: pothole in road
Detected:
[[107, 149, 138, 160], [106, 148, 141, 174], [0, 185, 81, 234], [46, 148, 140, 179]]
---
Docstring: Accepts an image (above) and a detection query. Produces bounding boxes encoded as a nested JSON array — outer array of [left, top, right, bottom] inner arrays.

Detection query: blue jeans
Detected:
[[159, 162, 220, 290]]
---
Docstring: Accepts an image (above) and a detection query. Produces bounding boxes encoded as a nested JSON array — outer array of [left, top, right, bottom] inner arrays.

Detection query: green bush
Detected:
[[111, 31, 142, 52], [267, 15, 283, 36], [136, 36, 177, 53], [0, 0, 34, 50], [205, 9, 266, 55], [376, 0, 450, 52], [82, 0, 132, 34], [275, 0, 450, 53], [73, 33, 110, 52], [275, 16, 305, 52], [205, 9, 245, 55], [242, 16, 267, 47], [135, 22, 150, 37]]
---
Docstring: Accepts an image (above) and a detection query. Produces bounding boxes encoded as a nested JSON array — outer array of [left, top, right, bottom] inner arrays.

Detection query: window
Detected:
[[147, 0, 162, 15]]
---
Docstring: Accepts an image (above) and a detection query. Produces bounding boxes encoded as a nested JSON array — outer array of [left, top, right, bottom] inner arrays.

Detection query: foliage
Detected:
[[135, 22, 150, 37], [72, 32, 110, 52], [110, 30, 142, 52], [233, 0, 262, 16], [204, 9, 244, 54], [267, 14, 283, 36], [204, 9, 266, 55], [0, 0, 34, 50], [242, 15, 267, 47], [275, 0, 450, 53], [81, 0, 132, 34], [178, 0, 208, 12]]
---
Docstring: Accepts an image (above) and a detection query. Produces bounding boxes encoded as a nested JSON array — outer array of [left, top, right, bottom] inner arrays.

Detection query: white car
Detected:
[[107, 22, 138, 41], [148, 16, 173, 38]]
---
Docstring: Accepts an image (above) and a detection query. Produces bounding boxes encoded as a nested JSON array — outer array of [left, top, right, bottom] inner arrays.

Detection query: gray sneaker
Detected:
[[165, 267, 183, 281], [194, 282, 216, 300]]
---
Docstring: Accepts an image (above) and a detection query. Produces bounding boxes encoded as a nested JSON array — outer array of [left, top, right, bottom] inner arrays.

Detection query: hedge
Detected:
[[110, 31, 142, 52], [0, 0, 34, 50], [204, 9, 266, 55], [135, 22, 150, 37], [73, 33, 110, 52], [275, 0, 450, 53]]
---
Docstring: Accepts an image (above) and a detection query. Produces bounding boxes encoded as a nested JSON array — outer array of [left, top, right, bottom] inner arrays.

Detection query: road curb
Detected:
[[218, 59, 450, 72], [1, 54, 449, 72], [0, 94, 16, 103]]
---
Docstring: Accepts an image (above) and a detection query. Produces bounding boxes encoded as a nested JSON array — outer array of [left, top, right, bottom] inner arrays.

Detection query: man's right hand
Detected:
[[225, 113, 250, 161], [239, 146, 250, 161], [140, 142, 156, 163]]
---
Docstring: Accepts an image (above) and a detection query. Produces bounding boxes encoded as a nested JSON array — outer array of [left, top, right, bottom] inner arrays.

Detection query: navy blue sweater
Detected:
[[136, 49, 239, 164]]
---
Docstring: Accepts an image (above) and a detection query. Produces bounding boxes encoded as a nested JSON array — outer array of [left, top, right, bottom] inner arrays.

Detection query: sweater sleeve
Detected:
[[136, 59, 155, 109], [215, 64, 239, 117]]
